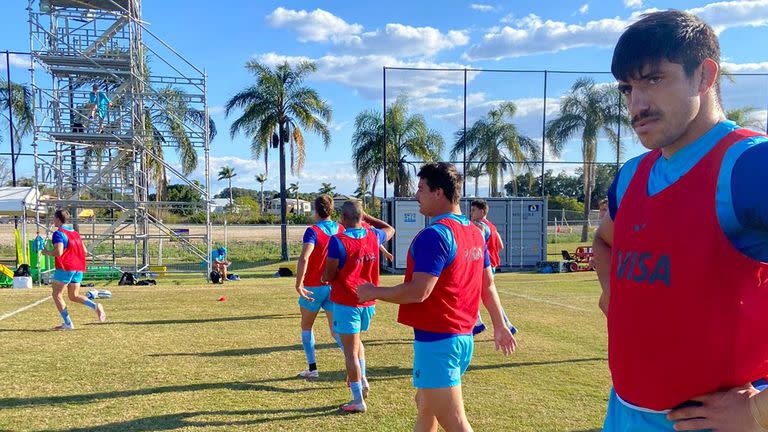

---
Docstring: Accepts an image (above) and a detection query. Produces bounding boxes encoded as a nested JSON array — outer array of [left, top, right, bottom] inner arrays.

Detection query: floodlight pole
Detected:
[[540, 70, 548, 197], [383, 66, 387, 200], [463, 68, 467, 197]]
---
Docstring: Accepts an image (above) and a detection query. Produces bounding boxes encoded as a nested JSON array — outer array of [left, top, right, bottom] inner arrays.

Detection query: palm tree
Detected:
[[225, 60, 331, 260], [354, 177, 371, 210], [352, 95, 443, 197], [217, 166, 237, 206], [255, 173, 267, 212], [288, 182, 300, 215], [451, 102, 538, 197], [726, 106, 765, 131], [465, 164, 484, 197], [319, 182, 336, 196], [0, 79, 33, 153], [546, 78, 629, 241]]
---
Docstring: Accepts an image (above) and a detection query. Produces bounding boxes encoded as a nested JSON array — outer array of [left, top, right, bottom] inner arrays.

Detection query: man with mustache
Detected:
[[592, 10, 768, 431]]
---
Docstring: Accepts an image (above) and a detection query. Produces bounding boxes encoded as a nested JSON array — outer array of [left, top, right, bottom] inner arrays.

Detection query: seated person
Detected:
[[212, 247, 230, 283]]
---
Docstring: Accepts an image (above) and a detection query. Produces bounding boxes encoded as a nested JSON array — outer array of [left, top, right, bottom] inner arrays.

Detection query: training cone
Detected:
[[217, 296, 227, 302]]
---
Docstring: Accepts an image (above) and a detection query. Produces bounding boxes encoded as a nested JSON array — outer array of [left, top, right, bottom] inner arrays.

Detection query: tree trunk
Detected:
[[371, 170, 378, 214], [260, 184, 264, 213], [474, 176, 479, 197], [279, 123, 288, 261], [228, 179, 233, 206]]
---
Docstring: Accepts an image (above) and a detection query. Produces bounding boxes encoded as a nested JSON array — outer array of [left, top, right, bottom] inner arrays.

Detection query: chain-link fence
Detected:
[[381, 66, 768, 242]]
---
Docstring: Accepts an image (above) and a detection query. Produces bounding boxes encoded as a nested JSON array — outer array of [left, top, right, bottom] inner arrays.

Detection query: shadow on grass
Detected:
[[45, 405, 340, 432], [150, 338, 413, 358], [0, 381, 334, 410], [0, 328, 54, 333], [97, 313, 299, 326], [252, 357, 608, 385], [150, 342, 340, 358]]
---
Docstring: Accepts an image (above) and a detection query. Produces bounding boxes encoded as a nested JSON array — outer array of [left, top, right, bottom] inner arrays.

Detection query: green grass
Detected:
[[0, 267, 609, 431]]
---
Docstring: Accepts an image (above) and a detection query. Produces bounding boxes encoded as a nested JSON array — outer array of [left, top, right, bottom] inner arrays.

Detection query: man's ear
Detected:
[[698, 58, 719, 96]]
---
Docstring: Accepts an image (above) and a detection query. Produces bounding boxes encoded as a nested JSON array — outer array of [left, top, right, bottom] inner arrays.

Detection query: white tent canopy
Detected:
[[0, 187, 41, 216]]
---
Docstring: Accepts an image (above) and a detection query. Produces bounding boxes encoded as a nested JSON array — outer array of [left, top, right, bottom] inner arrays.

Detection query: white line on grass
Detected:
[[0, 297, 50, 321], [500, 291, 589, 312]]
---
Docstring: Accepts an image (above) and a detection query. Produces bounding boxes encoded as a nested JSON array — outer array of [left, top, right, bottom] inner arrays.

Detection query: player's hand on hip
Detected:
[[667, 384, 766, 431], [494, 326, 517, 355], [296, 285, 314, 302], [357, 282, 376, 303]]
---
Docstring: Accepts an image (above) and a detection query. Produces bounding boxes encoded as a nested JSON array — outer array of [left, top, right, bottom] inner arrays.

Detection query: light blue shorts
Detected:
[[603, 388, 710, 432], [332, 304, 375, 334], [53, 269, 84, 284], [413, 335, 473, 389], [298, 285, 334, 313]]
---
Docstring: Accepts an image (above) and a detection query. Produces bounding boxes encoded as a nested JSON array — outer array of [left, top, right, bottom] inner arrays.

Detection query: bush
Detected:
[[547, 195, 584, 213]]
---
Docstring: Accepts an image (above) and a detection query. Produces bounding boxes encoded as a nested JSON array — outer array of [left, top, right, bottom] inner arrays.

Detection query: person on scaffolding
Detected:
[[89, 84, 112, 134]]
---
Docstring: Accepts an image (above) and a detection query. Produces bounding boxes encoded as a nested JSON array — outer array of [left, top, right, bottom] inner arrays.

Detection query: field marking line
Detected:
[[0, 297, 50, 322], [498, 290, 590, 312]]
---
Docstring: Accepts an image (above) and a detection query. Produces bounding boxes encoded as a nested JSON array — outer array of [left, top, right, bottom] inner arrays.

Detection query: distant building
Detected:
[[267, 197, 312, 215]]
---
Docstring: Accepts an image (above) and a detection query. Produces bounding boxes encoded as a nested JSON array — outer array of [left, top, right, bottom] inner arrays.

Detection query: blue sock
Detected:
[[83, 299, 97, 311], [350, 380, 363, 402], [301, 330, 316, 365], [359, 358, 366, 378], [60, 308, 72, 326], [334, 333, 344, 353]]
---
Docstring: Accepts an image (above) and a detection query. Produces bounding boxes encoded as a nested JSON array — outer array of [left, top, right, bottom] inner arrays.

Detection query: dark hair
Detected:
[[612, 10, 720, 94], [314, 194, 333, 219], [471, 199, 488, 213], [340, 200, 363, 223], [54, 209, 70, 224], [417, 162, 462, 204]]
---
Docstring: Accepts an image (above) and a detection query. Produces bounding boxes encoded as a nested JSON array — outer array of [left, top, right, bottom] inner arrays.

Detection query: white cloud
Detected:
[[465, 14, 625, 60], [331, 120, 350, 132], [722, 61, 768, 73], [265, 7, 362, 43], [265, 7, 467, 57], [465, 1, 768, 61], [342, 24, 469, 57], [471, 3, 495, 12], [691, 0, 768, 34], [208, 105, 226, 115], [255, 52, 474, 100], [579, 4, 590, 14], [0, 53, 29, 70], [623, 0, 642, 9]]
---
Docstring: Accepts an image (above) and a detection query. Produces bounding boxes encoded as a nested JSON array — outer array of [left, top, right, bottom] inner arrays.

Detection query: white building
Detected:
[[267, 197, 312, 215]]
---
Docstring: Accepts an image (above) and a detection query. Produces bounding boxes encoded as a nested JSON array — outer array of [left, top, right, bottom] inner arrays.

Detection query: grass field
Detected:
[[0, 261, 609, 432]]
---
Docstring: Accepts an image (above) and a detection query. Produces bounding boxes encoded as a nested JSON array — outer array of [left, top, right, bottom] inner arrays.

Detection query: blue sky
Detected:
[[2, 0, 768, 196]]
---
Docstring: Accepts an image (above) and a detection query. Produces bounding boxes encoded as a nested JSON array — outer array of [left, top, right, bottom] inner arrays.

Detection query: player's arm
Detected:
[[482, 265, 516, 355], [323, 257, 339, 284], [593, 211, 614, 317], [362, 272, 439, 304], [496, 231, 504, 250], [379, 244, 393, 262], [667, 383, 767, 431], [362, 212, 395, 242], [42, 242, 64, 257], [295, 242, 315, 300]]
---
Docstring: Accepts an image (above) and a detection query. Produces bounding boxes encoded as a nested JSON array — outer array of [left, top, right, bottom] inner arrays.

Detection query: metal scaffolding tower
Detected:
[[28, 0, 211, 276]]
